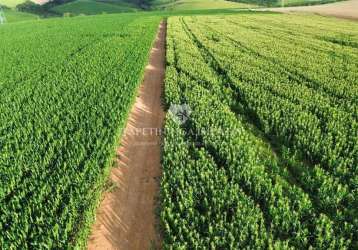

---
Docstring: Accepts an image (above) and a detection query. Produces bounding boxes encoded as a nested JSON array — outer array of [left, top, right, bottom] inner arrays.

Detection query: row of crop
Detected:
[[182, 15, 358, 242], [0, 16, 161, 248], [181, 15, 357, 213], [0, 18, 154, 204], [164, 25, 288, 248], [0, 15, 136, 89], [186, 77, 351, 249], [169, 15, 355, 238], [221, 15, 358, 104], [203, 16, 358, 119], [188, 15, 358, 148], [189, 18, 358, 183], [164, 65, 351, 248], [162, 16, 354, 249], [235, 14, 358, 44], [161, 114, 283, 248], [203, 20, 358, 118]]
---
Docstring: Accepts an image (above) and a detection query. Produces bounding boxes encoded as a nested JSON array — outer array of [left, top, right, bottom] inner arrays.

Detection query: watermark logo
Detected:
[[169, 104, 191, 124]]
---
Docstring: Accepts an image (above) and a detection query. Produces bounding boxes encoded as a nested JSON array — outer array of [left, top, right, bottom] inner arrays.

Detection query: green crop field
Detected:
[[51, 0, 138, 15], [162, 14, 358, 249], [2, 9, 38, 22], [0, 0, 357, 248], [0, 13, 161, 248]]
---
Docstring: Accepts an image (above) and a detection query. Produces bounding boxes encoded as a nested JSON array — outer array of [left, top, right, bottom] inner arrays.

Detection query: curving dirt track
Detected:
[[87, 21, 166, 250], [266, 0, 358, 20]]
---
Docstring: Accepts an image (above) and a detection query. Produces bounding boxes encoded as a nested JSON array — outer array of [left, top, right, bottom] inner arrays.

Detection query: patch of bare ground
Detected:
[[31, 0, 50, 5], [264, 0, 358, 20], [87, 21, 166, 250]]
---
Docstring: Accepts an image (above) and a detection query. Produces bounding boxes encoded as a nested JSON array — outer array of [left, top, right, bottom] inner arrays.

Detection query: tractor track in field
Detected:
[[87, 21, 166, 250]]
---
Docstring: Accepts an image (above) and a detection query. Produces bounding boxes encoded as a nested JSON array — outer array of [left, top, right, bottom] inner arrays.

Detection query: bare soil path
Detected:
[[31, 0, 50, 5], [87, 21, 166, 250], [264, 0, 358, 20]]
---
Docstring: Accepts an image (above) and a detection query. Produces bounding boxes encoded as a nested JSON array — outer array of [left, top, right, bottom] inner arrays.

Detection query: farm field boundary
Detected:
[[87, 21, 166, 250]]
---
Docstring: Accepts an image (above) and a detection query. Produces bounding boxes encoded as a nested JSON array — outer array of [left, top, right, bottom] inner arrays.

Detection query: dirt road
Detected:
[[31, 0, 50, 5], [265, 0, 358, 20], [87, 21, 166, 250]]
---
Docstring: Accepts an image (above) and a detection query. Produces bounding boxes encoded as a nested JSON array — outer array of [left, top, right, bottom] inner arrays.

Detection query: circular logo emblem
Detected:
[[169, 104, 191, 124]]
